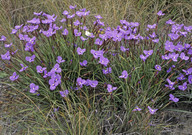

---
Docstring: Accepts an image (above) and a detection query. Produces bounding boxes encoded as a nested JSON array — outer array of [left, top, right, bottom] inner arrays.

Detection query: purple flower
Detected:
[[147, 24, 156, 29], [36, 65, 46, 73], [34, 11, 42, 16], [166, 78, 175, 86], [77, 47, 86, 55], [165, 41, 175, 52], [119, 70, 128, 79], [49, 79, 59, 90], [30, 83, 39, 93], [4, 43, 12, 48], [95, 15, 102, 19], [102, 67, 112, 74], [152, 39, 159, 43], [90, 49, 104, 59], [168, 33, 179, 40], [60, 18, 66, 23], [51, 64, 61, 73], [149, 32, 157, 38], [62, 10, 69, 16], [120, 46, 129, 52], [27, 18, 40, 24], [73, 20, 80, 26], [19, 64, 28, 72], [67, 14, 75, 19], [188, 75, 192, 84], [52, 74, 61, 84], [76, 77, 86, 88], [74, 29, 81, 36], [140, 54, 147, 61], [166, 67, 172, 73], [166, 19, 175, 25], [62, 29, 68, 36], [11, 29, 18, 34], [0, 35, 6, 41], [170, 53, 179, 62], [87, 80, 98, 88], [133, 106, 142, 112], [174, 43, 184, 52], [178, 82, 187, 91], [148, 106, 158, 114], [56, 56, 65, 64], [107, 84, 117, 93], [157, 10, 165, 16], [15, 24, 23, 30], [80, 60, 87, 66], [180, 53, 189, 61], [182, 68, 192, 75], [155, 65, 161, 71], [1, 51, 11, 60], [59, 90, 69, 97], [26, 55, 35, 62], [94, 38, 103, 45], [99, 56, 109, 67], [80, 36, 88, 41], [169, 94, 179, 102], [177, 73, 186, 81], [10, 72, 19, 81], [43, 70, 48, 78], [143, 50, 153, 56], [69, 5, 77, 9]]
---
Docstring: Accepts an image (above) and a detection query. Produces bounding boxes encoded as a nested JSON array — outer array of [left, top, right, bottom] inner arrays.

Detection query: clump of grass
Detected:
[[0, 3, 191, 135]]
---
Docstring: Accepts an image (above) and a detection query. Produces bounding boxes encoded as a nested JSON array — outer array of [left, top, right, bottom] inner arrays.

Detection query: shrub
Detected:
[[1, 6, 192, 134]]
